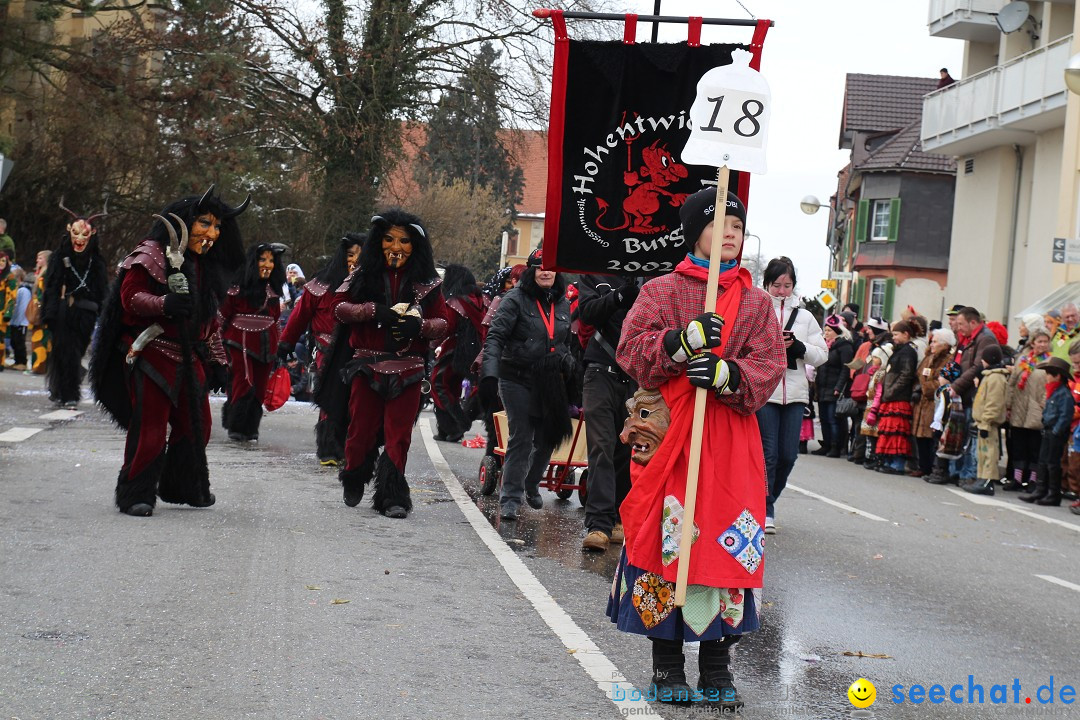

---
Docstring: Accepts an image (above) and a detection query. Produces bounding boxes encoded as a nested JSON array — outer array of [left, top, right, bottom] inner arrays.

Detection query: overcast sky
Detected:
[[623, 0, 965, 299]]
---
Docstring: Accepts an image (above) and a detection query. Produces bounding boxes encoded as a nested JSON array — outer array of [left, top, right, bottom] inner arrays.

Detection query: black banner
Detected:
[[544, 40, 747, 276]]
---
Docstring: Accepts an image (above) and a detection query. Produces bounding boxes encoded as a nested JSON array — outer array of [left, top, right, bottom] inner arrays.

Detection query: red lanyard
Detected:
[[536, 300, 556, 352]]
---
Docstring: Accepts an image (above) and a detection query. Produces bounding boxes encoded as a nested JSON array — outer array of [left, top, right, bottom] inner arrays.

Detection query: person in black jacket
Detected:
[[814, 314, 854, 457], [576, 273, 639, 551], [480, 249, 576, 521]]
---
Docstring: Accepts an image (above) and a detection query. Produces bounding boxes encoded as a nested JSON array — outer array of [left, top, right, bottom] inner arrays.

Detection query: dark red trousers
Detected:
[[124, 366, 211, 479], [344, 376, 422, 472], [228, 347, 271, 402]]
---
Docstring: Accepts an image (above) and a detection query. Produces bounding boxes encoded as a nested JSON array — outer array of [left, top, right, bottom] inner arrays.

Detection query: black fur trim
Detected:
[[115, 452, 165, 510], [157, 435, 212, 506], [371, 452, 411, 513], [221, 400, 232, 430], [316, 416, 346, 462], [227, 390, 263, 439], [340, 453, 377, 491], [531, 352, 573, 447]]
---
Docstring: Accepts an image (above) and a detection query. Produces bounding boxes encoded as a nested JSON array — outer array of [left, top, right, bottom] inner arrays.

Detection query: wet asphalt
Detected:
[[2, 367, 1079, 719]]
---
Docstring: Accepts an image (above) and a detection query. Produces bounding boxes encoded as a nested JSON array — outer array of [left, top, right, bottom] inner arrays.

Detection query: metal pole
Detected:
[[533, 9, 772, 28], [651, 0, 661, 42]]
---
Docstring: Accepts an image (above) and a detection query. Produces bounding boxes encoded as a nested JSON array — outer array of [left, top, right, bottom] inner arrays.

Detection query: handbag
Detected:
[[836, 396, 859, 418], [264, 365, 292, 411]]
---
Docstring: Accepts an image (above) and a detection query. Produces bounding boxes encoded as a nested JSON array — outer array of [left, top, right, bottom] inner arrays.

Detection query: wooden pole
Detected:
[[674, 165, 730, 607]]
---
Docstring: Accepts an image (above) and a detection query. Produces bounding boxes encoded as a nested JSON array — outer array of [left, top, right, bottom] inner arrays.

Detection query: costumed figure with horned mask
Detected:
[[40, 199, 109, 407], [278, 233, 363, 465], [219, 242, 287, 442], [315, 210, 448, 519], [89, 186, 246, 517]]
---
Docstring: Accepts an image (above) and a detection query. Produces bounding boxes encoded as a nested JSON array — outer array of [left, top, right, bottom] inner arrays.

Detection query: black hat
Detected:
[[981, 344, 1003, 367], [946, 304, 965, 316], [679, 188, 746, 247], [527, 248, 544, 268], [1037, 356, 1073, 379]]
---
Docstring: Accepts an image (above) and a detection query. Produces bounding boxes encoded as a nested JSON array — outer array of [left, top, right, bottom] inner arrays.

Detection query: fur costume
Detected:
[[431, 264, 489, 440], [315, 210, 448, 516], [280, 234, 362, 463], [90, 186, 246, 515], [219, 243, 285, 441], [40, 204, 109, 405]]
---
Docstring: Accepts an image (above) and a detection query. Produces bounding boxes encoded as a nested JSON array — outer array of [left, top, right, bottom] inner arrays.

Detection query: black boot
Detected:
[[1036, 466, 1063, 506], [340, 453, 376, 507], [316, 416, 346, 466], [960, 478, 995, 495], [925, 457, 955, 485], [1001, 464, 1026, 491], [798, 440, 808, 455], [1019, 465, 1049, 503], [649, 638, 693, 704], [698, 636, 744, 710]]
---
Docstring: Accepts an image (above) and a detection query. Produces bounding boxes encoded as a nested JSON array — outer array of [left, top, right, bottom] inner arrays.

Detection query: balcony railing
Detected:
[[921, 35, 1071, 156], [928, 0, 1005, 43]]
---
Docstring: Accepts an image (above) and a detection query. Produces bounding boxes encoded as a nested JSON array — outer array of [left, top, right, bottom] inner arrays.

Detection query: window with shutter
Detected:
[[887, 198, 901, 243], [855, 199, 869, 243]]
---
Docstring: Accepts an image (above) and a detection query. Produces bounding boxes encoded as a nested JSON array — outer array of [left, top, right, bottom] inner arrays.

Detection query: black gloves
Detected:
[[686, 354, 740, 395], [615, 284, 639, 308], [663, 313, 724, 362], [163, 293, 193, 319], [277, 342, 295, 362], [479, 376, 500, 410], [373, 303, 398, 326], [392, 315, 422, 343], [785, 338, 806, 369], [206, 363, 229, 393]]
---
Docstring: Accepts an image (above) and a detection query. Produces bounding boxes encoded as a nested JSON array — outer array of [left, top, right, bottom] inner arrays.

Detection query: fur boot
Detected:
[[115, 452, 166, 515], [371, 452, 412, 518], [340, 453, 376, 507], [221, 400, 232, 431], [227, 390, 263, 441], [157, 435, 215, 507], [316, 415, 346, 464]]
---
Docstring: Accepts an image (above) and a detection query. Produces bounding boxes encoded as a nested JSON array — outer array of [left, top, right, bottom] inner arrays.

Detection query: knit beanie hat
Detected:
[[680, 188, 746, 246], [981, 344, 1003, 367]]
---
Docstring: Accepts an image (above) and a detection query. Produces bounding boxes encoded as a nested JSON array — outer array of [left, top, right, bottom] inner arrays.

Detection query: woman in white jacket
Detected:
[[755, 258, 828, 533]]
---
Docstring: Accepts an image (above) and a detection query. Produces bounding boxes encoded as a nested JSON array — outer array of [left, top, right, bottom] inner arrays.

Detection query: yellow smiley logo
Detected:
[[848, 678, 876, 708]]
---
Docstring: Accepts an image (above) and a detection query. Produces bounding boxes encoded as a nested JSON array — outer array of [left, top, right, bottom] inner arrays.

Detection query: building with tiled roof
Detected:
[[828, 73, 956, 324]]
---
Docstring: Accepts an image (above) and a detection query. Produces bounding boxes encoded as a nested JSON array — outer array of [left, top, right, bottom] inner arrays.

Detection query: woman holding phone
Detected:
[[755, 257, 828, 533]]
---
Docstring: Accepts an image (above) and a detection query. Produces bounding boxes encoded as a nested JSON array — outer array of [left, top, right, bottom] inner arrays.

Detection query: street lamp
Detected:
[[800, 195, 828, 215], [1065, 52, 1080, 95]]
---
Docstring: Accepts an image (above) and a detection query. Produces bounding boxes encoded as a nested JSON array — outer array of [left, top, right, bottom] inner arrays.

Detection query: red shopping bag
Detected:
[[264, 366, 292, 412]]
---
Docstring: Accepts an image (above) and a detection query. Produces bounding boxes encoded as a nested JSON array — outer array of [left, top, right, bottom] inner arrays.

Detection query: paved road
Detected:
[[2, 368, 1078, 719]]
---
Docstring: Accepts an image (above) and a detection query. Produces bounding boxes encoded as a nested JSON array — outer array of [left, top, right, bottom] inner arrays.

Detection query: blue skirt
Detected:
[[606, 547, 761, 641]]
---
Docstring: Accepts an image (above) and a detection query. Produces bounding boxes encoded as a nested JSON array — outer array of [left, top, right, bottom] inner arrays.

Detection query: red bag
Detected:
[[264, 366, 292, 412], [849, 365, 872, 402]]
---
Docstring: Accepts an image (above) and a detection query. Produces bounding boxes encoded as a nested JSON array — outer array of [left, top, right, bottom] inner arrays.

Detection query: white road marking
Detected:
[[420, 420, 664, 718], [0, 427, 43, 443], [943, 488, 1080, 534], [1035, 574, 1080, 594], [786, 484, 889, 522], [39, 409, 83, 421]]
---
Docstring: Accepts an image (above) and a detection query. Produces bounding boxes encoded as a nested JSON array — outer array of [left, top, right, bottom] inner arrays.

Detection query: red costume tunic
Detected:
[[279, 277, 338, 368], [219, 284, 281, 404], [332, 271, 449, 473], [431, 291, 488, 412]]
